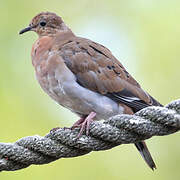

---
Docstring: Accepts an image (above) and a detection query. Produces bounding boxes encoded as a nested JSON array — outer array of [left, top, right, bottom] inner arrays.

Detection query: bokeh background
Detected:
[[0, 0, 180, 179]]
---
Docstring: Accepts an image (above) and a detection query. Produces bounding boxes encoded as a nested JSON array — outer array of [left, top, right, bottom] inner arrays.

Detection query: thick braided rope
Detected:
[[0, 99, 180, 172]]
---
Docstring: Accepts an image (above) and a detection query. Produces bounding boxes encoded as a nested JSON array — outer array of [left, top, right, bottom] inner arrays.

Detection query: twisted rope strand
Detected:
[[0, 99, 180, 172]]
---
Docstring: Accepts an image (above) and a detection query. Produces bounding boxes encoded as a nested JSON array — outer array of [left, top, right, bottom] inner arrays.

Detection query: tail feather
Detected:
[[135, 141, 156, 170]]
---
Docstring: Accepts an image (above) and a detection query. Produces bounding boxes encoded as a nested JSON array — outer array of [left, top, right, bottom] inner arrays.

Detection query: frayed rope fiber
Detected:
[[0, 99, 180, 172]]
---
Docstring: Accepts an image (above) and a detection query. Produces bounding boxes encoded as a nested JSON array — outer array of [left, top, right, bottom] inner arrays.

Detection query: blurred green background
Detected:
[[0, 0, 180, 179]]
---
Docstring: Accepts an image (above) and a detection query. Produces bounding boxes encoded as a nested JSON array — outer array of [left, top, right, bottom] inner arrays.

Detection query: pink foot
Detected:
[[70, 118, 85, 129], [71, 112, 96, 138], [63, 118, 84, 130]]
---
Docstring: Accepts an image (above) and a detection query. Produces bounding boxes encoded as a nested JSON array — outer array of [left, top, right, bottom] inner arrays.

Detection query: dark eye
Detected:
[[40, 21, 46, 27]]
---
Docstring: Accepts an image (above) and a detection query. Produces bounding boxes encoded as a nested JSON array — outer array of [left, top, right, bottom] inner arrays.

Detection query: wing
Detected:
[[58, 37, 162, 112]]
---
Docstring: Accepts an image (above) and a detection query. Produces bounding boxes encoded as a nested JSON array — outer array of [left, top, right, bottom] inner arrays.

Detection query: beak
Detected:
[[19, 26, 32, 35]]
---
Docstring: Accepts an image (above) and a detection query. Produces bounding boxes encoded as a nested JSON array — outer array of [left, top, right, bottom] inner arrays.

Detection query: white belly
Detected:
[[59, 80, 124, 120]]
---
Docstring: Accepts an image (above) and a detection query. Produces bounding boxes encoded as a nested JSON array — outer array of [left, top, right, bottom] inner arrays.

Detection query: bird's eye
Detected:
[[40, 21, 46, 27]]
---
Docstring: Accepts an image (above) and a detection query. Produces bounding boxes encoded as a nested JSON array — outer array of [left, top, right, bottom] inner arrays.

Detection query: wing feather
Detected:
[[58, 37, 162, 112]]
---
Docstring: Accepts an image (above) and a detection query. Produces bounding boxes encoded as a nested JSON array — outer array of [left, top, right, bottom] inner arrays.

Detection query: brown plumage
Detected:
[[19, 12, 162, 170]]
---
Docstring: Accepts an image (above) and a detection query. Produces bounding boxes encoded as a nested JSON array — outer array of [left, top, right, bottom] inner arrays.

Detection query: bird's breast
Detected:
[[31, 36, 53, 67]]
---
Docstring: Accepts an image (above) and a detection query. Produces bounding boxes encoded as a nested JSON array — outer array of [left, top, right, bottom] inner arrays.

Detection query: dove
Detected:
[[19, 12, 162, 170]]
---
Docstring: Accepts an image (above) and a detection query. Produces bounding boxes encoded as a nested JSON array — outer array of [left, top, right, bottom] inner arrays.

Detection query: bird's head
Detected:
[[19, 12, 69, 37]]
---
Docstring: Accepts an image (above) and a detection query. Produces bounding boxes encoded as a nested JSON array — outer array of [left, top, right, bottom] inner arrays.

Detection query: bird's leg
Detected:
[[70, 117, 85, 129], [71, 112, 96, 138], [51, 112, 96, 137], [63, 117, 85, 130], [63, 117, 84, 130]]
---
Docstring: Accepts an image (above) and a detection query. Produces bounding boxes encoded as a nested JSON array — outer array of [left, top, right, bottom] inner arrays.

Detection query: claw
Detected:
[[70, 118, 85, 129], [70, 112, 96, 138]]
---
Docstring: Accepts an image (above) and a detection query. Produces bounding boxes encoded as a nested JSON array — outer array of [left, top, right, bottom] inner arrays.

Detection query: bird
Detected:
[[19, 12, 162, 170]]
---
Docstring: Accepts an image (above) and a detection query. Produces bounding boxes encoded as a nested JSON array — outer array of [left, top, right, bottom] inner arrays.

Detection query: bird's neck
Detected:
[[53, 30, 75, 45], [31, 30, 75, 67]]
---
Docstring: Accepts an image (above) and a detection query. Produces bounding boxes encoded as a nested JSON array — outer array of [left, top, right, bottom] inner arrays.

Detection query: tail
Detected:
[[133, 95, 161, 170], [135, 141, 156, 170]]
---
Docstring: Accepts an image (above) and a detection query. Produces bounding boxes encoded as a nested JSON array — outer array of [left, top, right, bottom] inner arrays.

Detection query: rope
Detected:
[[0, 99, 180, 172]]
